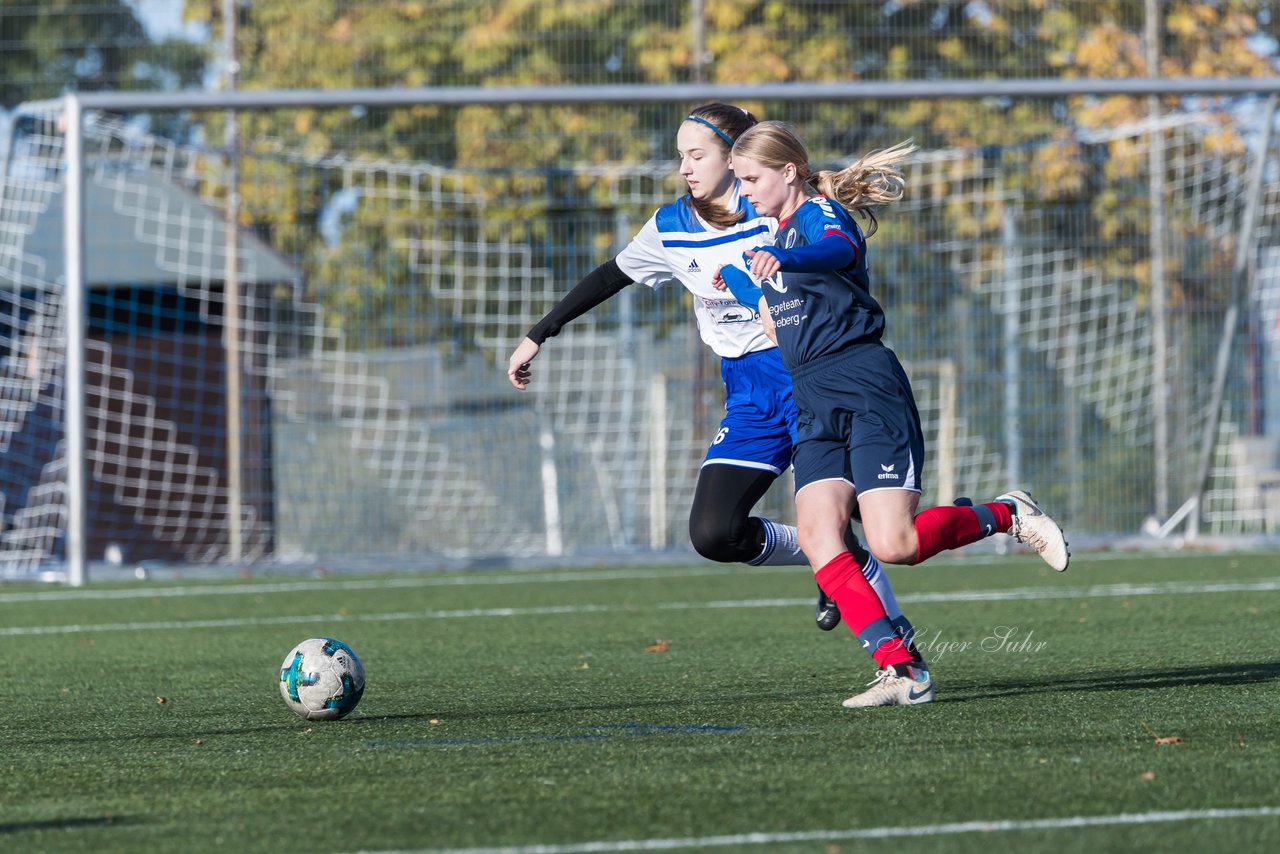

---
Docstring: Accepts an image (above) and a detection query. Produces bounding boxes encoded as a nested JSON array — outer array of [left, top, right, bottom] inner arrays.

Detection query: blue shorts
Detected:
[[702, 347, 797, 475], [789, 343, 925, 496]]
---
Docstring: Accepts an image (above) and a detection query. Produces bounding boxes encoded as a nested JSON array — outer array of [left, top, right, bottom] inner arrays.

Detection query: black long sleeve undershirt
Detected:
[[526, 258, 633, 345]]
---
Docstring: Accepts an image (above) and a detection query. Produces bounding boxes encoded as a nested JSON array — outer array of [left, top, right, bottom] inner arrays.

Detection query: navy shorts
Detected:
[[789, 343, 925, 496], [703, 347, 797, 476]]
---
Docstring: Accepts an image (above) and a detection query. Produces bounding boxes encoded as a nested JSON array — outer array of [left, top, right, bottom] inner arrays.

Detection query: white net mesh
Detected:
[[1, 98, 1277, 576]]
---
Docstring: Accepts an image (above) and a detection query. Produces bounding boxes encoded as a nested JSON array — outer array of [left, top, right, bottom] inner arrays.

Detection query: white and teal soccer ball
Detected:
[[279, 637, 366, 721]]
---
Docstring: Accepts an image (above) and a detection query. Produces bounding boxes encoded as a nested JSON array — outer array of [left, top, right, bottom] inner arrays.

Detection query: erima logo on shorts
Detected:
[[878, 464, 900, 480]]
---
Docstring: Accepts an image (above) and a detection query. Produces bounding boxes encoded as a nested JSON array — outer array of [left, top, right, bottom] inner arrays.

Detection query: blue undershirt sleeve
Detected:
[[719, 265, 763, 310]]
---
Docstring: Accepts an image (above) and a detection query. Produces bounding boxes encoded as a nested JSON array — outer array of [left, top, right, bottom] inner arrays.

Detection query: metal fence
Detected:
[[2, 79, 1279, 583]]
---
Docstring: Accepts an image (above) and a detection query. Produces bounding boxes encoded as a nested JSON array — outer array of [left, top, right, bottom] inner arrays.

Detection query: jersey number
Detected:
[[712, 427, 729, 445]]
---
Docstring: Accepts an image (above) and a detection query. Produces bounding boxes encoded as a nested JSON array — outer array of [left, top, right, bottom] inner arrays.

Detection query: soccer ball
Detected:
[[278, 637, 366, 721]]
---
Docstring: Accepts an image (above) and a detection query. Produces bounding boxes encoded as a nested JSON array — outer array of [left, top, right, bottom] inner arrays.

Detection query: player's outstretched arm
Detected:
[[507, 337, 541, 390], [507, 258, 633, 391], [749, 236, 856, 277]]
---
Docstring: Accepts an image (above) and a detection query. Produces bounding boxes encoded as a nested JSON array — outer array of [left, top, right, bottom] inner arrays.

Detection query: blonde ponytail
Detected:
[[814, 140, 916, 237]]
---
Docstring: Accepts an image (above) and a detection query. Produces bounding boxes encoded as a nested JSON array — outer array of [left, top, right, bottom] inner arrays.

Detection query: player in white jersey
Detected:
[[506, 104, 917, 644]]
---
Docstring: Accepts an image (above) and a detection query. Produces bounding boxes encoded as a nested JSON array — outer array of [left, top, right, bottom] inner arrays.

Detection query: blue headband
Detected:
[[685, 115, 735, 147]]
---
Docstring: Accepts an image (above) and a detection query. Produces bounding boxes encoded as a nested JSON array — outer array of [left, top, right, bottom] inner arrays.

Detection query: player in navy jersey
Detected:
[[718, 121, 1069, 708], [506, 104, 920, 647]]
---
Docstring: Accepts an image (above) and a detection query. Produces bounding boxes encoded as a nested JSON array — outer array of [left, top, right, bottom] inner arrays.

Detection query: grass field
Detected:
[[2, 550, 1279, 853]]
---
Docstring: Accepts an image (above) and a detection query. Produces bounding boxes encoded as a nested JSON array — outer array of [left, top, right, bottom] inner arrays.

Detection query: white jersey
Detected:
[[615, 190, 777, 359]]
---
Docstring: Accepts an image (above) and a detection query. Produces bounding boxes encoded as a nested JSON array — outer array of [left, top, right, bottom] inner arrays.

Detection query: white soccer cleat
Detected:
[[997, 489, 1070, 571], [842, 663, 934, 708]]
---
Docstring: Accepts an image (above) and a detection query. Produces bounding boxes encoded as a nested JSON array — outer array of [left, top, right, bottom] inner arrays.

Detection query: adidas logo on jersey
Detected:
[[687, 259, 701, 272]]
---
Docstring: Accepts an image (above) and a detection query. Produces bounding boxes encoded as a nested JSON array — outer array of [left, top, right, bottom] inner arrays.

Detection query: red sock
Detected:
[[815, 552, 913, 668], [914, 502, 1014, 563]]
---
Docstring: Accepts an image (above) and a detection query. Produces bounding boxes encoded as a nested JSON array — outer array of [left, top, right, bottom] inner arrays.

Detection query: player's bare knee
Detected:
[[796, 527, 839, 565], [794, 524, 819, 557], [864, 529, 918, 565]]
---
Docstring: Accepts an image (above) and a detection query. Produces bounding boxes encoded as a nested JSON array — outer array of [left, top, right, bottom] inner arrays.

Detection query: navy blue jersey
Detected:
[[761, 196, 886, 370]]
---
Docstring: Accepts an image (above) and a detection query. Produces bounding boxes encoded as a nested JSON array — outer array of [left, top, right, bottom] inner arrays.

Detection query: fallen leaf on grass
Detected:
[[1139, 720, 1181, 744], [646, 639, 671, 653], [1140, 771, 1155, 781], [156, 696, 168, 705]]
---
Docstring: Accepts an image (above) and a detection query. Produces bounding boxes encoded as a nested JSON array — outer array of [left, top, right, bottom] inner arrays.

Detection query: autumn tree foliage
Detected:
[[166, 3, 1277, 353]]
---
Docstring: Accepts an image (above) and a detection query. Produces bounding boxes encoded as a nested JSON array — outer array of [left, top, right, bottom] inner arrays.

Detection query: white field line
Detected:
[[2, 577, 1278, 637], [0, 565, 770, 603], [365, 806, 1280, 854], [0, 548, 1273, 605], [900, 576, 1280, 602]]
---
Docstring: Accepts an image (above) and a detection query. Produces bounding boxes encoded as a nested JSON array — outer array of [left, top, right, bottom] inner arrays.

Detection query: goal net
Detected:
[[2, 92, 1277, 578]]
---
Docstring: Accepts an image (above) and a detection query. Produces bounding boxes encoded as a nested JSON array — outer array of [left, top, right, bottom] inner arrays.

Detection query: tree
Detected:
[[175, 0, 1278, 365], [0, 0, 204, 108], [179, 1, 1279, 167]]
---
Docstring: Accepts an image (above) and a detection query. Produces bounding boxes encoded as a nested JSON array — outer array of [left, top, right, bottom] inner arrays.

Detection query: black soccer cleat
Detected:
[[815, 585, 841, 631]]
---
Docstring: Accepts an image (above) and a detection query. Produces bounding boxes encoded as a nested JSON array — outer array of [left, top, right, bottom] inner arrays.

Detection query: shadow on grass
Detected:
[[14, 712, 442, 746], [39, 661, 1267, 744], [24, 661, 1276, 746], [396, 688, 837, 724], [0, 815, 135, 834], [938, 660, 1280, 702], [12, 698, 776, 746]]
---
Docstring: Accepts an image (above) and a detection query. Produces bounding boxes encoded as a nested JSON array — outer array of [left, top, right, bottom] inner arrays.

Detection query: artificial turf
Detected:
[[2, 551, 1278, 852]]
